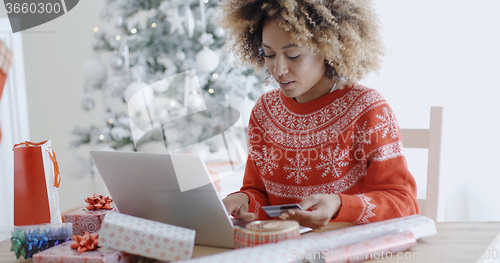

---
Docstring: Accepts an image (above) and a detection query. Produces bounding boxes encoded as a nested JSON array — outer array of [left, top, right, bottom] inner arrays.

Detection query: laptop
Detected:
[[90, 151, 238, 248]]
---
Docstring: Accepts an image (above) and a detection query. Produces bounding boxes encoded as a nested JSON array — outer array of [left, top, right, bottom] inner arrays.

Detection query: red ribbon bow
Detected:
[[85, 194, 113, 210], [70, 232, 98, 252]]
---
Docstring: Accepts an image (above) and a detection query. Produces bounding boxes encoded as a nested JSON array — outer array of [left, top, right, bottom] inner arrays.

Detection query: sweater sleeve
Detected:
[[332, 106, 419, 224], [332, 155, 419, 223], [229, 101, 272, 220], [238, 157, 272, 220]]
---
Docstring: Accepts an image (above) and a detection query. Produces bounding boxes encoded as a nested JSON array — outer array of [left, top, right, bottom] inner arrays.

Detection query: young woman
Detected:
[[216, 0, 418, 229]]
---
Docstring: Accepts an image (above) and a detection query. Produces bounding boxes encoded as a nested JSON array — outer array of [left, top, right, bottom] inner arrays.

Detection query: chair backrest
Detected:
[[400, 107, 443, 221]]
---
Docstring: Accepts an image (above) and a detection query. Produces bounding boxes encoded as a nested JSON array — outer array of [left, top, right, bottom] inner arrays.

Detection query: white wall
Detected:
[[0, 0, 498, 221], [361, 0, 500, 221]]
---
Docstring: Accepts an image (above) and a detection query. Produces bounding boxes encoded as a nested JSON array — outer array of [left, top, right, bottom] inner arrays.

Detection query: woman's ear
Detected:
[[324, 60, 337, 79]]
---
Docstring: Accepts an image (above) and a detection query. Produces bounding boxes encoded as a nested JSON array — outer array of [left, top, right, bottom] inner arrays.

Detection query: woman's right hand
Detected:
[[222, 192, 256, 221]]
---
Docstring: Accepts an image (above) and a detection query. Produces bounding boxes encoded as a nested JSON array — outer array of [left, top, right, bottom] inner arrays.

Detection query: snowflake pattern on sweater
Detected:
[[239, 85, 419, 224]]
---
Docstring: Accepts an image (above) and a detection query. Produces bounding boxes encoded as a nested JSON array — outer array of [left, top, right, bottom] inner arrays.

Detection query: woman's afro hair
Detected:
[[215, 0, 385, 86]]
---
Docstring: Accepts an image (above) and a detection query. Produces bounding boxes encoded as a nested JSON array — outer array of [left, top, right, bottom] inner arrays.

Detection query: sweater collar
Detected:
[[280, 85, 354, 114]]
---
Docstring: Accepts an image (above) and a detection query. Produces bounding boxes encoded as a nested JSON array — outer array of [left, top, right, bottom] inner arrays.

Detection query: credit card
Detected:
[[262, 204, 303, 218]]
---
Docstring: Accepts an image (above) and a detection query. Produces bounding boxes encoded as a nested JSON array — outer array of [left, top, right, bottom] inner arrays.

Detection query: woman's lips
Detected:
[[279, 80, 295, 90]]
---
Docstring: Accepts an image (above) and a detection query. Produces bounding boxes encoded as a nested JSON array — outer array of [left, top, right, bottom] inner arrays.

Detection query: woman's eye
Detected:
[[288, 55, 300, 59], [264, 54, 275, 58]]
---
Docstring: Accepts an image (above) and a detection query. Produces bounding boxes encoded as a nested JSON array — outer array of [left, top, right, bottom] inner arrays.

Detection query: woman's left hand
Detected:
[[279, 194, 341, 229]]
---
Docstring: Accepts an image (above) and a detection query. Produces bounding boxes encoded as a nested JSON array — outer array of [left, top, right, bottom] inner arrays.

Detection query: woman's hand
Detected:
[[279, 194, 341, 229], [222, 193, 256, 221]]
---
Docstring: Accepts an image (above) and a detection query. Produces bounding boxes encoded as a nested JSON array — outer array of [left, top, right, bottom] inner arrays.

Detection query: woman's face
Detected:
[[262, 19, 333, 103]]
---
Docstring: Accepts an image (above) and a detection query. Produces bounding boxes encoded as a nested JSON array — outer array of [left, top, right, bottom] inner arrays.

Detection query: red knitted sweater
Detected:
[[239, 85, 419, 224]]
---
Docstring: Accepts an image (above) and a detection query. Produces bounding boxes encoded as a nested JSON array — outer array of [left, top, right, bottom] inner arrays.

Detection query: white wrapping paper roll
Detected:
[[186, 215, 436, 263], [321, 230, 417, 263]]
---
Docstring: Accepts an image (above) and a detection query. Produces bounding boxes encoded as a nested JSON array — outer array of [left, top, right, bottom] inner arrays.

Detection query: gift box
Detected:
[[6, 223, 72, 259], [99, 211, 196, 261], [64, 194, 118, 236], [32, 241, 136, 263]]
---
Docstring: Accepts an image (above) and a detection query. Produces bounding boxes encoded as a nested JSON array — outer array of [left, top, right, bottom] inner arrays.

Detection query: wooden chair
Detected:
[[400, 107, 443, 221]]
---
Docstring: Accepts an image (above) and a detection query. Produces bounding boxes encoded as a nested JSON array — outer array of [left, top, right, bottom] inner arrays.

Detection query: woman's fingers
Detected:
[[298, 195, 320, 211], [222, 193, 255, 220], [239, 211, 256, 221], [286, 209, 329, 229], [279, 194, 341, 229], [231, 203, 255, 220]]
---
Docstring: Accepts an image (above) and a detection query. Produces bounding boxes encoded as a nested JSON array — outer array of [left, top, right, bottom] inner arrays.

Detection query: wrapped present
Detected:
[[234, 221, 300, 248], [64, 194, 118, 235], [99, 211, 196, 261], [7, 223, 72, 259], [32, 241, 135, 263]]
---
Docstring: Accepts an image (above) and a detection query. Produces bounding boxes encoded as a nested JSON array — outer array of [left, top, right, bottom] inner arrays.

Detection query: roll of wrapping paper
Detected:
[[234, 220, 300, 248], [322, 230, 417, 263], [186, 215, 436, 263]]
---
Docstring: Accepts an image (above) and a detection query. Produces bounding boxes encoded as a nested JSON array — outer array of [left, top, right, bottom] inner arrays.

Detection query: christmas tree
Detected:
[[70, 0, 270, 155]]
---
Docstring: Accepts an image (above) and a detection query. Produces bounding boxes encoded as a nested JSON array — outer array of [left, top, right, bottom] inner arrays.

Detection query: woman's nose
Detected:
[[273, 56, 289, 76]]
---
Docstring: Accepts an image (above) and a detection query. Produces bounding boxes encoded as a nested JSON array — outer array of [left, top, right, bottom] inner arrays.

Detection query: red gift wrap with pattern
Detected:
[[234, 221, 300, 248], [64, 204, 118, 236], [32, 241, 136, 263], [99, 212, 195, 262]]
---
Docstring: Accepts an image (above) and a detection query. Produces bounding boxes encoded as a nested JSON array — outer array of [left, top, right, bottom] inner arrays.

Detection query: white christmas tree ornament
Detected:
[[167, 8, 186, 35], [124, 80, 154, 108], [184, 5, 195, 38], [82, 57, 107, 85], [196, 46, 219, 72]]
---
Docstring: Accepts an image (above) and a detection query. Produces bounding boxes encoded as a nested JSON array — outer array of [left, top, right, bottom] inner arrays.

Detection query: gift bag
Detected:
[[12, 140, 62, 226]]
